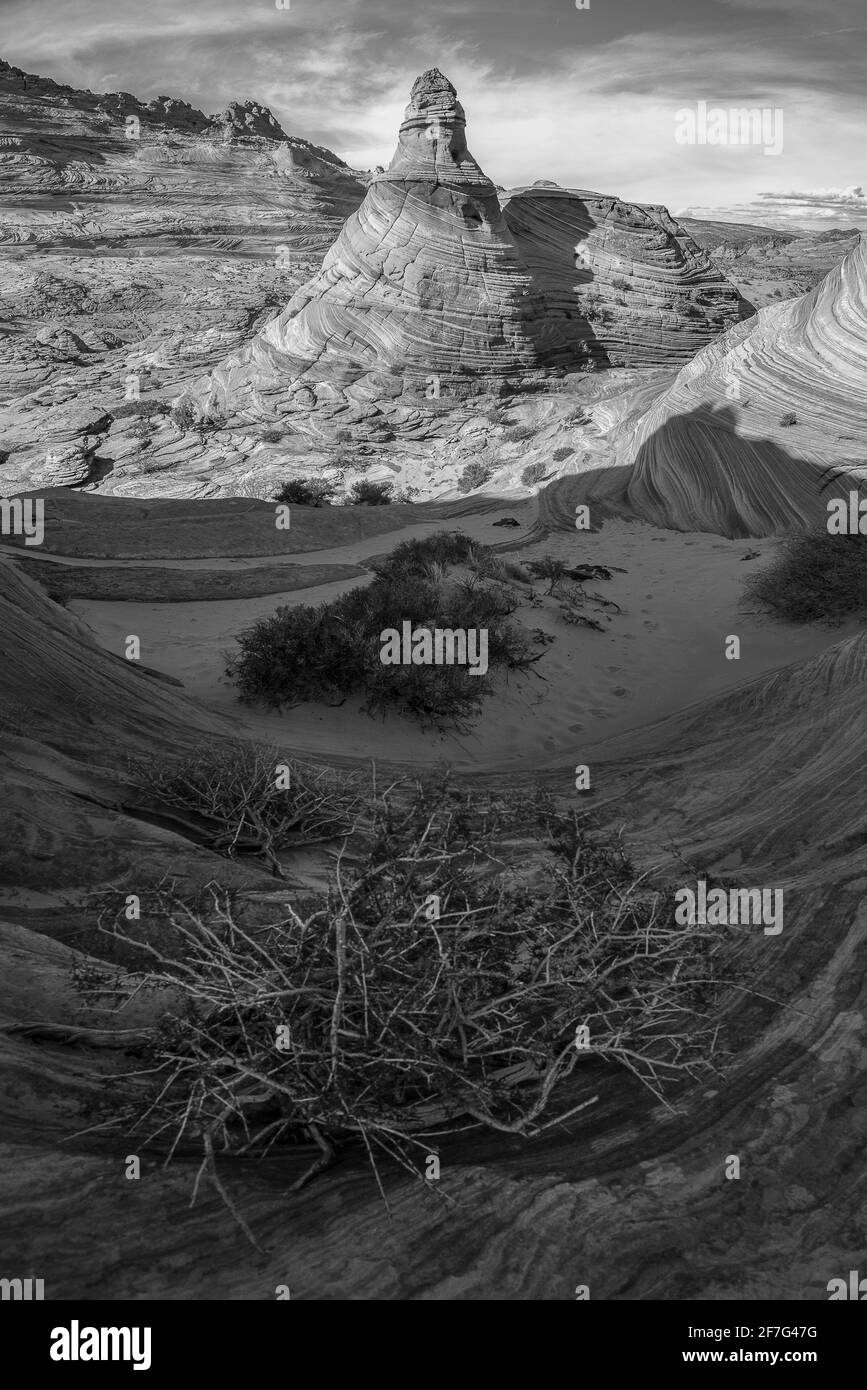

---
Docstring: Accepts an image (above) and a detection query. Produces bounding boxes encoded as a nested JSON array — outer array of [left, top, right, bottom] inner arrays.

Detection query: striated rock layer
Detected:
[[576, 235, 867, 536], [501, 185, 751, 367]]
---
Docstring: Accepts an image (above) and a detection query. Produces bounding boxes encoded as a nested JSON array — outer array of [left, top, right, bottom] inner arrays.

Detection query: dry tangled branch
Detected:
[[78, 775, 726, 1245], [126, 741, 372, 874]]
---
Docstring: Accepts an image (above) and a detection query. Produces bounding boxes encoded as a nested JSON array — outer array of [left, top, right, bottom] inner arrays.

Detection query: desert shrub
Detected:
[[113, 399, 170, 421], [779, 412, 797, 427], [526, 556, 568, 595], [273, 478, 335, 506], [196, 407, 227, 440], [682, 303, 704, 319], [744, 531, 867, 624], [457, 459, 493, 493], [349, 479, 393, 505], [610, 275, 631, 292], [370, 531, 477, 579], [86, 782, 723, 1235], [228, 531, 542, 727], [521, 461, 549, 486], [260, 425, 285, 443], [503, 425, 535, 443], [129, 741, 365, 865], [170, 398, 198, 434], [553, 446, 574, 462], [131, 416, 153, 448]]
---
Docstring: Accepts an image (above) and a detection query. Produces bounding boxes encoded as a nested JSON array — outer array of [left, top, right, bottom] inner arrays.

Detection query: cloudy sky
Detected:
[[3, 0, 865, 230]]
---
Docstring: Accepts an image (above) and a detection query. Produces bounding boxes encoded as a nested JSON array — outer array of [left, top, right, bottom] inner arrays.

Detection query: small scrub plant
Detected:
[[170, 398, 198, 435], [196, 407, 227, 443], [552, 447, 574, 462], [779, 412, 797, 427], [349, 479, 393, 506], [457, 459, 493, 493], [521, 461, 550, 487], [273, 479, 335, 507], [113, 399, 170, 421], [744, 530, 867, 624], [227, 531, 543, 728], [526, 556, 568, 596], [610, 275, 631, 292], [131, 416, 153, 449]]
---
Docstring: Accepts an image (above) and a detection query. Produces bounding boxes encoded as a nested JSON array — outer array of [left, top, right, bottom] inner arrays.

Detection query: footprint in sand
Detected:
[[568, 722, 585, 733], [642, 619, 660, 629], [589, 707, 614, 720], [605, 665, 623, 673], [611, 686, 630, 698]]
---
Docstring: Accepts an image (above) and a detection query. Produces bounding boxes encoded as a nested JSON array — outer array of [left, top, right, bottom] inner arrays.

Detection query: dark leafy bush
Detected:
[[745, 531, 867, 624], [350, 479, 393, 505], [170, 399, 198, 434], [457, 459, 493, 493], [228, 532, 542, 727], [113, 399, 170, 421], [779, 412, 797, 427], [273, 478, 335, 506], [521, 461, 549, 486]]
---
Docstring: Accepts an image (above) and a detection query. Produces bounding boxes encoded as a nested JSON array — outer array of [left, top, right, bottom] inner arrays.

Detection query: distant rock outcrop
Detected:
[[501, 186, 751, 367]]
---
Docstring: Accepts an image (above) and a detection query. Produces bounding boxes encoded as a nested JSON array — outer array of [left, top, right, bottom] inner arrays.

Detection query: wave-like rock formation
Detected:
[[568, 235, 867, 536], [501, 185, 751, 367], [205, 69, 578, 417]]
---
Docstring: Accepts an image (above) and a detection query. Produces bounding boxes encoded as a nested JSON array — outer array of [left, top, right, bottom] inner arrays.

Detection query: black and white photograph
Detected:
[[0, 0, 865, 1337]]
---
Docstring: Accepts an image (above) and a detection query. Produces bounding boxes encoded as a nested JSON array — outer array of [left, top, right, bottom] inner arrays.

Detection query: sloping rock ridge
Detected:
[[502, 185, 752, 367]]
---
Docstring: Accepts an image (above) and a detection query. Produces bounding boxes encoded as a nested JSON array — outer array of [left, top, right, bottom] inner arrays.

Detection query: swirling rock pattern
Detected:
[[206, 71, 749, 425], [590, 234, 867, 535], [502, 186, 752, 367], [206, 70, 576, 417]]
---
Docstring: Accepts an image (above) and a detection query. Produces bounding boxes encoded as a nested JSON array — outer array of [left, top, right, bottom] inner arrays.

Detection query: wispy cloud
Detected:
[[2, 0, 864, 226]]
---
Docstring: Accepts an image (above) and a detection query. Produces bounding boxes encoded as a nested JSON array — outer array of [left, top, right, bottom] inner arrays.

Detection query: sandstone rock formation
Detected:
[[580, 234, 867, 535], [0, 57, 367, 490], [501, 185, 751, 367], [204, 69, 577, 419], [203, 70, 752, 429]]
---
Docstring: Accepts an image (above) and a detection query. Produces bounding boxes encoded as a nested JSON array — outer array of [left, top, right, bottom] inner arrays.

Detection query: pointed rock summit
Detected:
[[384, 68, 489, 186], [206, 70, 574, 416]]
